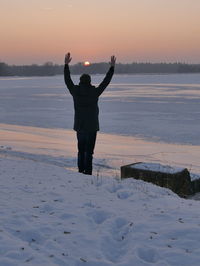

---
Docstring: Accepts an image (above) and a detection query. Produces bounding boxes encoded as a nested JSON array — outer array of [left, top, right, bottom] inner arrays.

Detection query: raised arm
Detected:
[[97, 55, 116, 96], [64, 53, 74, 95]]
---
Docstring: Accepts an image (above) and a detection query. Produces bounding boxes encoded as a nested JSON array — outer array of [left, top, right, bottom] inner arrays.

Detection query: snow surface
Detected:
[[1, 157, 200, 266], [131, 163, 185, 174], [1, 74, 200, 265]]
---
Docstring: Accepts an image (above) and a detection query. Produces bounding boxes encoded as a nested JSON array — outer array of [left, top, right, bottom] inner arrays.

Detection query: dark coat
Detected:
[[64, 64, 114, 132]]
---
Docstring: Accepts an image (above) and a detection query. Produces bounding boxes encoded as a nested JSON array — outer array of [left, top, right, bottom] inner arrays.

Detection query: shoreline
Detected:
[[1, 123, 200, 178]]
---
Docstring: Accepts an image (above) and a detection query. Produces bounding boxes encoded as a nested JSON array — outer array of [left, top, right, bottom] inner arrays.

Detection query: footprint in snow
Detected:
[[87, 210, 111, 224], [60, 213, 75, 220], [39, 204, 54, 212], [111, 217, 133, 241], [137, 246, 160, 263], [106, 183, 123, 193], [12, 229, 44, 245], [117, 190, 133, 199], [101, 217, 133, 262]]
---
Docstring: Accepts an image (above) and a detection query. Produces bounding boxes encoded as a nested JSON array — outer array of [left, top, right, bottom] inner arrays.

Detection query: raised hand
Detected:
[[65, 53, 72, 64], [110, 55, 116, 67]]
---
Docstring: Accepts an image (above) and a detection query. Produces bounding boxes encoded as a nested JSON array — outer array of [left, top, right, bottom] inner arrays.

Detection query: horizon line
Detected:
[[1, 61, 200, 66]]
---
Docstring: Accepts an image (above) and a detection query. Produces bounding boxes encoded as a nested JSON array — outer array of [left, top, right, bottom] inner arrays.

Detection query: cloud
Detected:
[[64, 0, 73, 7], [41, 7, 54, 11]]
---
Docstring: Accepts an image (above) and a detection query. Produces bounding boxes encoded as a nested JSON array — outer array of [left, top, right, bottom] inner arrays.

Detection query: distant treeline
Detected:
[[1, 61, 200, 76]]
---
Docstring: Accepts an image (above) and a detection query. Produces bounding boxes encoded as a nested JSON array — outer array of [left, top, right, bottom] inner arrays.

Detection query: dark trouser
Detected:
[[76, 131, 97, 175]]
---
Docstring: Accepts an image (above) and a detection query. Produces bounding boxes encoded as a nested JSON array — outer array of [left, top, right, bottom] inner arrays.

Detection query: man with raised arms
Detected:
[[64, 53, 116, 175]]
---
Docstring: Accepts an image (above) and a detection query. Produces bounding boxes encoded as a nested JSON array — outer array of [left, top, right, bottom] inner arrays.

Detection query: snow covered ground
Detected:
[[0, 74, 200, 265], [1, 157, 200, 266]]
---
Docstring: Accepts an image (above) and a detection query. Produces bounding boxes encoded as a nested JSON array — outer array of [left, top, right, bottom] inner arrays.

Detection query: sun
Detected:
[[84, 61, 90, 66]]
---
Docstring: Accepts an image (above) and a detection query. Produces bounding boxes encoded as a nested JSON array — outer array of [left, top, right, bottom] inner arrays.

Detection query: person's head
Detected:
[[79, 74, 91, 85]]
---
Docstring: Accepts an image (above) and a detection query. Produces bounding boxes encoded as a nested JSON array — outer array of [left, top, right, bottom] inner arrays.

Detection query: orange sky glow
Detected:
[[1, 0, 200, 64]]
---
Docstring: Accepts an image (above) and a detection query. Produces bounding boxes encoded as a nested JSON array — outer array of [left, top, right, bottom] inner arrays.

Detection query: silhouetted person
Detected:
[[64, 53, 116, 175]]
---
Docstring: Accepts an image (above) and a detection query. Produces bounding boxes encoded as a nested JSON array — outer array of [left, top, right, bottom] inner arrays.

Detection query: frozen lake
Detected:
[[0, 73, 200, 176]]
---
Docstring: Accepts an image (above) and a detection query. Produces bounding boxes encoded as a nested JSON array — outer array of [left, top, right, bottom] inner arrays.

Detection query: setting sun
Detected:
[[1, 0, 200, 64], [84, 61, 90, 66]]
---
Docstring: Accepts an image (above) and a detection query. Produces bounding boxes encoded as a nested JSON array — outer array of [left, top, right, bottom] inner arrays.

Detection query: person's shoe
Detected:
[[84, 170, 92, 175], [78, 169, 84, 173]]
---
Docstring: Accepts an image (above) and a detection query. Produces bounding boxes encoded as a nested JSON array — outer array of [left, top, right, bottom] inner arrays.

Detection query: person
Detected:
[[64, 53, 116, 175]]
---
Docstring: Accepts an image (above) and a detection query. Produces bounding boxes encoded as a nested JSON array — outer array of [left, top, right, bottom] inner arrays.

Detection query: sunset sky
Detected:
[[1, 0, 200, 64]]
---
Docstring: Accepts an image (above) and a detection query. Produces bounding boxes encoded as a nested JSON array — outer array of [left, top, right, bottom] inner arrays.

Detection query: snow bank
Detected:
[[131, 162, 185, 174], [0, 157, 200, 266]]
